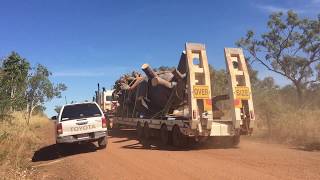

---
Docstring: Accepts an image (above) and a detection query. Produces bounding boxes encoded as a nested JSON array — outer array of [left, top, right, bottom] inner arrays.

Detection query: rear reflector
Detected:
[[192, 110, 197, 119], [234, 99, 242, 108], [102, 117, 107, 128], [57, 123, 63, 135]]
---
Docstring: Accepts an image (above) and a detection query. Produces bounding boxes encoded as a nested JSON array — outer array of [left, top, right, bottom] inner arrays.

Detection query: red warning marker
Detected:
[[234, 99, 242, 108]]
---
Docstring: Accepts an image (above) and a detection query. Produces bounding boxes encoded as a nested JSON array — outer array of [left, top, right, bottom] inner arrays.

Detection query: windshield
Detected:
[[106, 96, 113, 101], [61, 103, 101, 121]]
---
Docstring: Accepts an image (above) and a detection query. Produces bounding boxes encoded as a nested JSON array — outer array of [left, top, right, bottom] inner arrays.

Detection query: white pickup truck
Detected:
[[51, 102, 108, 149]]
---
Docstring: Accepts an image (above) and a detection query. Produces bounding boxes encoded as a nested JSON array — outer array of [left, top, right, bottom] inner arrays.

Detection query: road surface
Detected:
[[31, 124, 320, 180]]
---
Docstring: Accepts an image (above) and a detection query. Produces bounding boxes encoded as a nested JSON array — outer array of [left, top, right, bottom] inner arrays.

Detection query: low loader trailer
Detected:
[[111, 43, 255, 147]]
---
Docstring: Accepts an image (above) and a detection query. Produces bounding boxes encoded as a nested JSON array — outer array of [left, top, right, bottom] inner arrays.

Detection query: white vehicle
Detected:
[[51, 102, 108, 149], [96, 89, 116, 113]]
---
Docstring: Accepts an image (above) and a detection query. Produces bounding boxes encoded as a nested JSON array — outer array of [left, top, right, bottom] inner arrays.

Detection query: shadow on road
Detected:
[[109, 128, 239, 151], [32, 143, 98, 162]]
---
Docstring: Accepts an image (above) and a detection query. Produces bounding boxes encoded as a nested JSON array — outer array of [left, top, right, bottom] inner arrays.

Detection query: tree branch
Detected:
[[246, 47, 295, 82]]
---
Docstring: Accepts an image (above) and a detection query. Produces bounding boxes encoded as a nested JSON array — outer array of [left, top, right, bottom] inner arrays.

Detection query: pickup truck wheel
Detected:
[[144, 122, 151, 140], [137, 122, 143, 139], [98, 137, 107, 149], [160, 124, 169, 145]]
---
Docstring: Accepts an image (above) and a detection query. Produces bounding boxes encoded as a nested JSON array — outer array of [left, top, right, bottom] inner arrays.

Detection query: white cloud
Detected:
[[256, 4, 305, 14], [254, 0, 320, 15], [312, 0, 320, 4], [257, 5, 290, 13]]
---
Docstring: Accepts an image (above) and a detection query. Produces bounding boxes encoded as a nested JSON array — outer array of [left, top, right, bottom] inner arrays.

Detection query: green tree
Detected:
[[0, 68, 4, 77], [209, 65, 228, 96], [237, 11, 320, 104], [253, 77, 280, 137], [0, 52, 30, 112], [26, 64, 66, 124]]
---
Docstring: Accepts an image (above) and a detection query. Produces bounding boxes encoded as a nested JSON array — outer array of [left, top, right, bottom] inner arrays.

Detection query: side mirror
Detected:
[[51, 116, 57, 120]]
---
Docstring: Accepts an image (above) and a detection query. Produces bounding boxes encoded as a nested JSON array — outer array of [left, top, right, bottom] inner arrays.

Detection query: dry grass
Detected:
[[254, 109, 320, 150], [0, 112, 49, 179]]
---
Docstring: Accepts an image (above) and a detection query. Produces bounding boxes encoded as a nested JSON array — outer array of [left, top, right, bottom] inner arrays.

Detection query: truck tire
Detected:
[[98, 137, 107, 149], [160, 124, 169, 145], [232, 135, 240, 146], [137, 122, 143, 139], [172, 126, 188, 148], [144, 122, 151, 140]]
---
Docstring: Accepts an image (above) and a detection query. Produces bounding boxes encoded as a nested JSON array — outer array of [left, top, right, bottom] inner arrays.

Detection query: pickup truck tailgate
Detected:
[[60, 116, 104, 137]]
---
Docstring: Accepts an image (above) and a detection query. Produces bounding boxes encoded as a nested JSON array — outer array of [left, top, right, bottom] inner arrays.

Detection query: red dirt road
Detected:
[[31, 125, 320, 180]]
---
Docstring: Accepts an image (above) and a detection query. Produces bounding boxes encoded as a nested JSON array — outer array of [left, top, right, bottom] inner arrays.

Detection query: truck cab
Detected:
[[96, 89, 117, 114]]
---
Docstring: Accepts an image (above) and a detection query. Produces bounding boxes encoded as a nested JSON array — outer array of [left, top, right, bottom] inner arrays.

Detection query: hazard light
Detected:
[[57, 123, 63, 135], [102, 116, 107, 128]]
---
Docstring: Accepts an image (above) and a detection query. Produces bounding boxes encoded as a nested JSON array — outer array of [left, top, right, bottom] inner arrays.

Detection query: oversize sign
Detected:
[[235, 86, 250, 100], [193, 85, 210, 99]]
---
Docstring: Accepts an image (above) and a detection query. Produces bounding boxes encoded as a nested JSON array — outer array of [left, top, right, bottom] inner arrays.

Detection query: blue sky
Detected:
[[0, 0, 319, 116]]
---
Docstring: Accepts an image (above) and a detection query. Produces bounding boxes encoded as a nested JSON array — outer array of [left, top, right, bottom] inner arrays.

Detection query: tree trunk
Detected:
[[294, 82, 303, 106], [27, 101, 33, 125], [27, 102, 40, 125], [27, 109, 32, 125], [266, 113, 272, 139]]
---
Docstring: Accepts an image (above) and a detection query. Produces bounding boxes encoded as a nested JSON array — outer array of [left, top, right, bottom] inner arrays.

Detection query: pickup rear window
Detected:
[[61, 103, 102, 121]]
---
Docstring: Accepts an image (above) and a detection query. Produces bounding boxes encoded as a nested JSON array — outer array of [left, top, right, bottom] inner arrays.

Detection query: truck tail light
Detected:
[[193, 110, 197, 119], [57, 123, 63, 135], [102, 117, 107, 128]]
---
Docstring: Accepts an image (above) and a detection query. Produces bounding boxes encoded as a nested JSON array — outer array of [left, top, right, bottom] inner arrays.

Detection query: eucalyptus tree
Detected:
[[237, 11, 320, 104]]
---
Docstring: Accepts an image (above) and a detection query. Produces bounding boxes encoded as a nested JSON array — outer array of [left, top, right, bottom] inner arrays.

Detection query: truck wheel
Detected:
[[172, 126, 187, 148], [137, 122, 143, 139], [232, 135, 240, 146], [144, 122, 151, 140], [160, 124, 169, 145], [98, 137, 107, 149]]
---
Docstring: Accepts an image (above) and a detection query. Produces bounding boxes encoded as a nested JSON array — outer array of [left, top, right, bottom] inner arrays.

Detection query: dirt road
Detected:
[[31, 124, 320, 180]]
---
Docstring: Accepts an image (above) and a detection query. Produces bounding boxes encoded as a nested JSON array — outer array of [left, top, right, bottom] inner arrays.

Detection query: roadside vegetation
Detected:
[[0, 52, 66, 178], [239, 11, 320, 149], [0, 112, 49, 179]]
